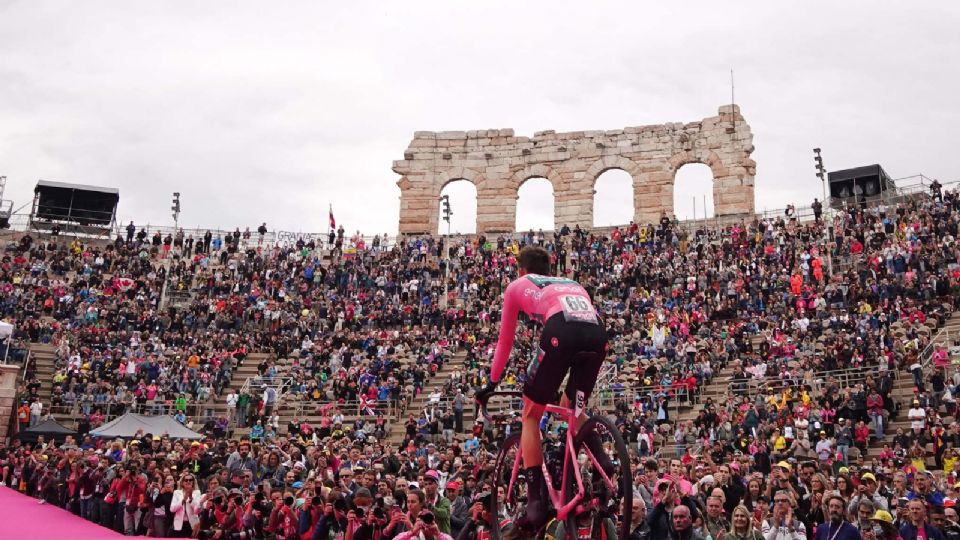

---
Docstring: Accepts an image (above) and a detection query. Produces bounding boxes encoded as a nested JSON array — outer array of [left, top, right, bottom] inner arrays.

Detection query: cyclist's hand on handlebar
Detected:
[[474, 382, 498, 409]]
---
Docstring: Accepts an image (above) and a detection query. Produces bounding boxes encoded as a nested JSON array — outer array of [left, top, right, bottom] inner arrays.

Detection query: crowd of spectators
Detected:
[[1, 185, 960, 539]]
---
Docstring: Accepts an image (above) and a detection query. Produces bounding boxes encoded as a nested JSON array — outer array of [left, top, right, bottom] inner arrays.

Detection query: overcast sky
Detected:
[[1, 1, 958, 236]]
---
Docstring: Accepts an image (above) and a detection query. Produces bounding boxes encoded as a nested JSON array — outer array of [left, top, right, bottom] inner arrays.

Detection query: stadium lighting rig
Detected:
[[813, 148, 834, 276], [172, 192, 181, 230], [440, 194, 452, 235]]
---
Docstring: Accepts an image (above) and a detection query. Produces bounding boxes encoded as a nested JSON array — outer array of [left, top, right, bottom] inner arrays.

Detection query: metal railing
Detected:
[[238, 375, 295, 403], [922, 326, 957, 369], [3, 211, 395, 253], [45, 394, 399, 433], [19, 349, 32, 383], [592, 378, 705, 418], [283, 397, 399, 422]]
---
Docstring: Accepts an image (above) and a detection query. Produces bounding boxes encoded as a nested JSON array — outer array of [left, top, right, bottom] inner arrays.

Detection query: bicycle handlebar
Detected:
[[474, 388, 523, 423]]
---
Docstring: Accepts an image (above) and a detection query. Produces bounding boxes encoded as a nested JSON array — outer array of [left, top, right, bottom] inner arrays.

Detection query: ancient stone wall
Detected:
[[0, 364, 18, 442], [393, 105, 756, 235]]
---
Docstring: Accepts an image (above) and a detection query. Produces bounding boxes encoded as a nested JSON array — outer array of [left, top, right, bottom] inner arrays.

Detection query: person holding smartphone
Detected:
[[384, 490, 425, 538]]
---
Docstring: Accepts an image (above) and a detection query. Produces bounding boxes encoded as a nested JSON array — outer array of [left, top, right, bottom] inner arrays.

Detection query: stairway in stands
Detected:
[[26, 342, 57, 406], [384, 352, 467, 446]]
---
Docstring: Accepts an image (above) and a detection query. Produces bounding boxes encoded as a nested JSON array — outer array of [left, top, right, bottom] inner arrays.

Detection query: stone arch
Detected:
[[667, 149, 727, 179], [515, 178, 556, 232], [438, 167, 486, 191], [583, 155, 643, 189], [438, 179, 479, 235], [672, 163, 715, 220], [507, 164, 562, 193], [662, 149, 726, 219], [508, 164, 562, 229], [584, 156, 642, 228]]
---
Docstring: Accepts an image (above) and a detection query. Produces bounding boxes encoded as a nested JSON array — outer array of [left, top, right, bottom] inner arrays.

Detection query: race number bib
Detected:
[[560, 295, 598, 324]]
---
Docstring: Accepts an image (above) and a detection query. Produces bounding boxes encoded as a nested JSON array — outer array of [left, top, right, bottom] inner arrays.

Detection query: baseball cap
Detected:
[[861, 472, 877, 482], [871, 510, 894, 524], [424, 470, 440, 482], [447, 480, 461, 490], [776, 461, 791, 471]]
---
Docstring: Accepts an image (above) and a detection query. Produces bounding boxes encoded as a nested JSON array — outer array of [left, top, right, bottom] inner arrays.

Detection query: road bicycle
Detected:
[[476, 389, 633, 540]]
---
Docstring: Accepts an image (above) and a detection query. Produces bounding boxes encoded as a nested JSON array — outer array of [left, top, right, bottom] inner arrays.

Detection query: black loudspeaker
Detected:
[[828, 165, 894, 202], [33, 180, 119, 226]]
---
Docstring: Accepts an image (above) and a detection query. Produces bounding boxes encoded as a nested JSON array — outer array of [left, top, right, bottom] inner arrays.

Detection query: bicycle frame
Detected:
[[501, 398, 617, 522]]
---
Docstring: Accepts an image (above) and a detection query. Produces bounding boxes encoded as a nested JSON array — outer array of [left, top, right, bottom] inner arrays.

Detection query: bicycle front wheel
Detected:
[[564, 415, 633, 540], [487, 432, 523, 540]]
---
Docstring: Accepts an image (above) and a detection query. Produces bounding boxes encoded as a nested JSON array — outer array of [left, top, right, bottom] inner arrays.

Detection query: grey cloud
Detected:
[[1, 1, 958, 235]]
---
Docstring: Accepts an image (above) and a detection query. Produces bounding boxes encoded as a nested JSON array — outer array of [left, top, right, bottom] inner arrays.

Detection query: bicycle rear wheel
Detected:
[[487, 433, 523, 540], [564, 415, 633, 540]]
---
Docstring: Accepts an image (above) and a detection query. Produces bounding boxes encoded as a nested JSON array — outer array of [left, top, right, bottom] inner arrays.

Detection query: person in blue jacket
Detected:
[[814, 495, 861, 540]]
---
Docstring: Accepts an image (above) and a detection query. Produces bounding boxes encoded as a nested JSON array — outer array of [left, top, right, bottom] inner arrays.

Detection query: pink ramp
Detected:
[[0, 486, 130, 539]]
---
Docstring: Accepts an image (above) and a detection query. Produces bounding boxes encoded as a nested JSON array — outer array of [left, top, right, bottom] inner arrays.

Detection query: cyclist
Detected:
[[475, 246, 612, 531]]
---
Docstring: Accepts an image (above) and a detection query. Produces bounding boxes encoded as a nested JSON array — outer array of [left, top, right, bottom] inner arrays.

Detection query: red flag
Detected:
[[329, 205, 336, 230]]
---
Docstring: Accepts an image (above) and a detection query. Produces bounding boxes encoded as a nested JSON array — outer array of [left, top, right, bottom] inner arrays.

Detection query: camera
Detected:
[[421, 513, 435, 525]]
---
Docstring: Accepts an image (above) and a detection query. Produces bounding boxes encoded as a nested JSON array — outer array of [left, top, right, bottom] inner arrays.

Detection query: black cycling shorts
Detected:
[[523, 313, 608, 406]]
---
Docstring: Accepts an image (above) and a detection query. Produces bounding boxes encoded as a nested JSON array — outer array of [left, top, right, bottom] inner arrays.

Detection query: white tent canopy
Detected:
[[90, 413, 204, 440]]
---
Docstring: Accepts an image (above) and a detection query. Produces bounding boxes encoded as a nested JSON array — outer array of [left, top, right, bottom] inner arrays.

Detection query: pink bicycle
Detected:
[[476, 390, 633, 540]]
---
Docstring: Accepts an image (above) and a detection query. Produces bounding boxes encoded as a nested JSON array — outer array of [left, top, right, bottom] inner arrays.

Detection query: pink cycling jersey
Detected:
[[490, 274, 598, 383]]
